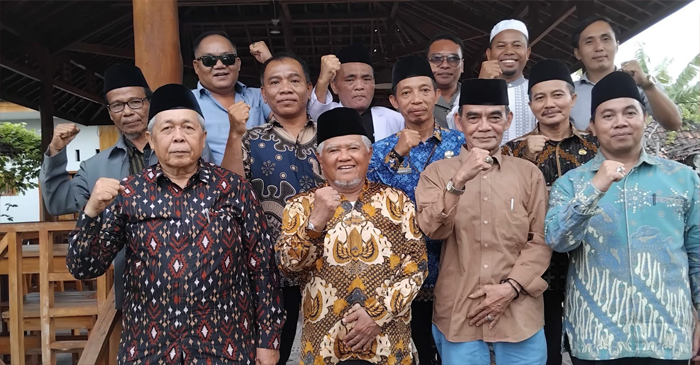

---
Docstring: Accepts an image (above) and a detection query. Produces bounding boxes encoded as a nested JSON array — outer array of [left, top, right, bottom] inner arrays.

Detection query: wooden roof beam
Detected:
[[0, 89, 88, 126], [529, 2, 577, 47], [280, 3, 296, 53], [0, 59, 105, 105], [66, 43, 135, 59]]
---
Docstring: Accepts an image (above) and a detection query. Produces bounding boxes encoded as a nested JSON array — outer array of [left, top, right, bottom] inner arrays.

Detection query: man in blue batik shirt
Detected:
[[368, 55, 464, 365], [545, 71, 700, 365]]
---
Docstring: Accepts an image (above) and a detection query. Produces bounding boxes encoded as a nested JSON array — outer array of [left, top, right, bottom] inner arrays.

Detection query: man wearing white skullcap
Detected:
[[447, 19, 537, 145]]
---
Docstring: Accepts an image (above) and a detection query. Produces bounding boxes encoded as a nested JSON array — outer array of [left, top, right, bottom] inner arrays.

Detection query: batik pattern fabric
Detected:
[[368, 125, 464, 301], [276, 181, 428, 365], [67, 160, 285, 364], [242, 117, 325, 288], [502, 123, 599, 292], [545, 151, 700, 360]]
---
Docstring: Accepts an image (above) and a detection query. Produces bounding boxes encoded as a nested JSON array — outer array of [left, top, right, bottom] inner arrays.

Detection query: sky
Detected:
[[575, 0, 699, 80]]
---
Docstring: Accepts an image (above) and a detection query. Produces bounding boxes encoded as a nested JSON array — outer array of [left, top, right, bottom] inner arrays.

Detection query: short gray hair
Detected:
[[316, 135, 372, 156], [148, 113, 206, 133]]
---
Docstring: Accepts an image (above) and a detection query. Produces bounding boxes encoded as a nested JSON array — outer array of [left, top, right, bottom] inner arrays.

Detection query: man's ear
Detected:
[[574, 48, 582, 61], [389, 95, 399, 111]]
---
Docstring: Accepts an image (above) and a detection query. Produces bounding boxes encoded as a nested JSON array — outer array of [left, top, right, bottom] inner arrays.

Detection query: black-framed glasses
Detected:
[[107, 97, 149, 113], [196, 54, 238, 67], [428, 54, 463, 67]]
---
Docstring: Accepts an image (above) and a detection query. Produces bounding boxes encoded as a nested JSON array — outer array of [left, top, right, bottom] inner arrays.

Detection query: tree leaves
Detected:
[[0, 122, 42, 196]]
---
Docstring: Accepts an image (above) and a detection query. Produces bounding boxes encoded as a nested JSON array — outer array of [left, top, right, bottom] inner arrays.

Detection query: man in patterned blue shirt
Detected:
[[545, 71, 700, 365], [368, 55, 464, 365]]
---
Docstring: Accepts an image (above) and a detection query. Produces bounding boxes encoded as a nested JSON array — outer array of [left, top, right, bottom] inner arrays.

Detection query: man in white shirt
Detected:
[[307, 43, 404, 142], [449, 19, 537, 144]]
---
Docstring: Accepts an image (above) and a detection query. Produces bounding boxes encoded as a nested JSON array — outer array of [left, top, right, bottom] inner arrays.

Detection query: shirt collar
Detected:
[[196, 81, 246, 97], [506, 76, 527, 88], [530, 122, 587, 142], [151, 158, 212, 186], [589, 147, 660, 171], [579, 67, 617, 86], [269, 115, 316, 130]]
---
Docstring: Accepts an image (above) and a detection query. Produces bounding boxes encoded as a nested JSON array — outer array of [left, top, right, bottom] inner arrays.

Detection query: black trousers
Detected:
[[543, 290, 565, 365], [571, 357, 688, 365], [411, 300, 440, 365], [278, 286, 302, 365]]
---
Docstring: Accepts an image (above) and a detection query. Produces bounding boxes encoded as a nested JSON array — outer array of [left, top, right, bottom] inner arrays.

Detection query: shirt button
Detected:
[[483, 220, 488, 224], [483, 197, 488, 201], [483, 175, 488, 179], [484, 244, 488, 248], [483, 264, 489, 269]]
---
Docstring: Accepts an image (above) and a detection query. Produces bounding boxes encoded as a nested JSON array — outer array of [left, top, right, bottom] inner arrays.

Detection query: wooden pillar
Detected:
[[132, 0, 183, 89], [39, 48, 57, 222]]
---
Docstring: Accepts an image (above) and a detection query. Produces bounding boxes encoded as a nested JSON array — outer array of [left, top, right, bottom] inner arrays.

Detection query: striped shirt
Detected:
[[123, 137, 151, 175]]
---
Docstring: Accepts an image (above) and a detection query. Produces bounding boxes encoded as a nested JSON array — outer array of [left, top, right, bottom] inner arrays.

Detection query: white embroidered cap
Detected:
[[490, 19, 529, 42]]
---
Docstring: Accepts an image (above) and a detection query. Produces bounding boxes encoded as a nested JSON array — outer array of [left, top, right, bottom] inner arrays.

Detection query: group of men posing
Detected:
[[43, 12, 698, 365]]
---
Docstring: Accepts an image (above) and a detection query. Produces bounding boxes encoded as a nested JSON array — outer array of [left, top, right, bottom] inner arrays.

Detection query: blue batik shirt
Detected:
[[193, 81, 272, 164], [545, 149, 700, 361], [368, 124, 465, 300], [242, 116, 325, 287]]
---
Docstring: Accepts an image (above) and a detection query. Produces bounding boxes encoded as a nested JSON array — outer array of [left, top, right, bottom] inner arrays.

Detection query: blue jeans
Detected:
[[432, 324, 547, 365]]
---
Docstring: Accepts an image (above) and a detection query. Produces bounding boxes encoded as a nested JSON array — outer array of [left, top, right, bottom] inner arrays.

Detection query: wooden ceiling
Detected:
[[0, 0, 691, 126]]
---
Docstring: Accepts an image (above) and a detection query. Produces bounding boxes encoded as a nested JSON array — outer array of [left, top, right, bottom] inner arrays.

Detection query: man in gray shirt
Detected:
[[40, 64, 212, 311], [428, 32, 465, 129], [569, 15, 681, 131]]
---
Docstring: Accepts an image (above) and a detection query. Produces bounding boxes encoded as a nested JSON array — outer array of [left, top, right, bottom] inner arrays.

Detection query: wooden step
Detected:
[[1, 291, 97, 319], [50, 340, 88, 351]]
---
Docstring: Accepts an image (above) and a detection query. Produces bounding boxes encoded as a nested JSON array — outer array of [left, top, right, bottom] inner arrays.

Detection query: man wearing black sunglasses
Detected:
[[192, 31, 273, 165], [427, 32, 465, 129]]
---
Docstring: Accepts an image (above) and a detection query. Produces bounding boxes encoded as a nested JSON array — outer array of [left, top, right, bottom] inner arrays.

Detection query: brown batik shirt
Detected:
[[276, 181, 427, 365]]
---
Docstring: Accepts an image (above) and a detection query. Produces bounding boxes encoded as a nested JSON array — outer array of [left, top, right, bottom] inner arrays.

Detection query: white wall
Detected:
[[0, 115, 101, 223]]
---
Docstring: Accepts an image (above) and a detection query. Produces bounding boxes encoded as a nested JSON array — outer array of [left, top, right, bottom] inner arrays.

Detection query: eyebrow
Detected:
[[466, 111, 483, 118], [488, 110, 504, 117]]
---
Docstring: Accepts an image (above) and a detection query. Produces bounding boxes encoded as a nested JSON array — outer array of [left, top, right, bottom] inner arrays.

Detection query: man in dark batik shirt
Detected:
[[221, 52, 324, 365], [502, 59, 597, 365], [67, 84, 284, 365]]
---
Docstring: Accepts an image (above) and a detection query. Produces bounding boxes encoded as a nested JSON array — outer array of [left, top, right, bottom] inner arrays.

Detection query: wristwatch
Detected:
[[446, 179, 465, 195], [642, 74, 656, 90]]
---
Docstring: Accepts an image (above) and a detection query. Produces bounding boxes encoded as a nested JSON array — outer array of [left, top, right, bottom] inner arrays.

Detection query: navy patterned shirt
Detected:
[[368, 125, 465, 300], [242, 117, 325, 287], [67, 159, 285, 364]]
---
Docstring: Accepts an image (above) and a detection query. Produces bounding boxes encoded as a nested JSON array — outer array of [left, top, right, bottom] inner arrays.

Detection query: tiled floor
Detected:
[[58, 315, 570, 365]]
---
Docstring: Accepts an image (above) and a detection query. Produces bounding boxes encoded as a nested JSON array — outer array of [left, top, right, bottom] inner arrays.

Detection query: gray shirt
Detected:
[[434, 82, 460, 129], [571, 72, 656, 130]]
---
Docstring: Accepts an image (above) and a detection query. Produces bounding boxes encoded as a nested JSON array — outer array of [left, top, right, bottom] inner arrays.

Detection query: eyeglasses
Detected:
[[428, 54, 463, 67], [107, 97, 149, 113], [196, 54, 238, 67]]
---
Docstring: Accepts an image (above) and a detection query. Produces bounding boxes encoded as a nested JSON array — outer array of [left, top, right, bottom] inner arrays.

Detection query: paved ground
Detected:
[[58, 315, 571, 365]]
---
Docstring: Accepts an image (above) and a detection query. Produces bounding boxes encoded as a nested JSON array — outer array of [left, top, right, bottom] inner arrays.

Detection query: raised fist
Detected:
[[84, 178, 124, 218], [48, 123, 80, 156]]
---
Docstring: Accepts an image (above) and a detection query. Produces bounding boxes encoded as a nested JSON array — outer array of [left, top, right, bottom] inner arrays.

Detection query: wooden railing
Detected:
[[0, 221, 115, 365]]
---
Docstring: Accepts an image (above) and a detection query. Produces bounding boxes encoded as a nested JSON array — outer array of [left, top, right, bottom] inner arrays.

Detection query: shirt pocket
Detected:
[[499, 193, 529, 251], [649, 193, 687, 219]]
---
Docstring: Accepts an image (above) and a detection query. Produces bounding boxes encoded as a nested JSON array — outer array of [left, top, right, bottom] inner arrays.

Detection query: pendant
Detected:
[[578, 149, 587, 155], [444, 150, 455, 159]]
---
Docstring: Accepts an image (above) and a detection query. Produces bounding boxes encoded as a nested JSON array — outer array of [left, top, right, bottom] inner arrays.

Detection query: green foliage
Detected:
[[0, 122, 42, 195], [634, 43, 699, 126]]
